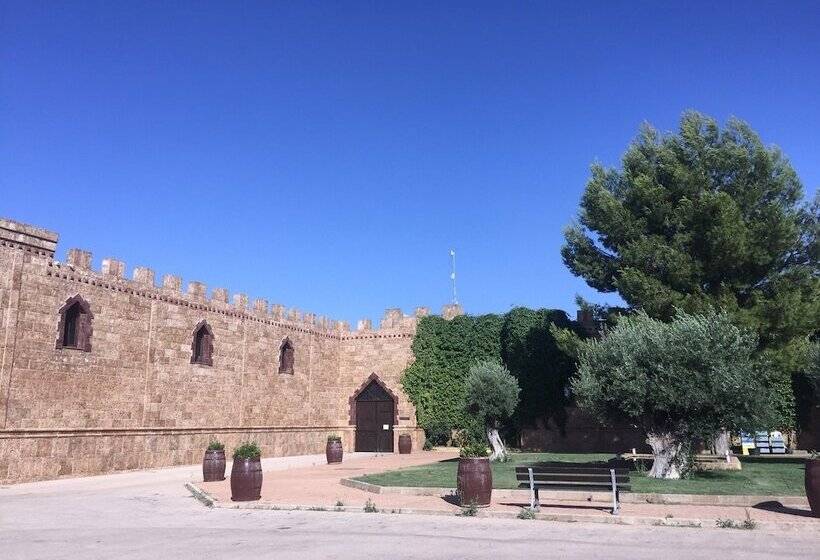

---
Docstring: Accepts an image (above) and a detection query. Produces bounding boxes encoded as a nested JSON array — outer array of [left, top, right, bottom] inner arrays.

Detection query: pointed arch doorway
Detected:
[[352, 376, 396, 452]]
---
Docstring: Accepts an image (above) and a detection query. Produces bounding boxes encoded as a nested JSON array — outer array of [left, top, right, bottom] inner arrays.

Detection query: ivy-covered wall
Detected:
[[401, 308, 583, 440]]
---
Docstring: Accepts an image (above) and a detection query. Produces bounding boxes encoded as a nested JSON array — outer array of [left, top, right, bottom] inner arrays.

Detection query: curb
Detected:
[[339, 479, 809, 508], [183, 483, 818, 532], [185, 482, 215, 507]]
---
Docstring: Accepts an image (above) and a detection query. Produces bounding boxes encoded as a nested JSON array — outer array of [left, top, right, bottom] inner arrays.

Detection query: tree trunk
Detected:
[[647, 432, 687, 479], [713, 430, 731, 455], [486, 426, 507, 461]]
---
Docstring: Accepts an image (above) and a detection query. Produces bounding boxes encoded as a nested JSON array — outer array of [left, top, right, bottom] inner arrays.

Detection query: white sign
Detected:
[[382, 424, 389, 430]]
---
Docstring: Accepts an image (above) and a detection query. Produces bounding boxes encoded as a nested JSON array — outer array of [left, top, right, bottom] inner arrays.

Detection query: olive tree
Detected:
[[464, 361, 520, 461], [573, 310, 775, 479]]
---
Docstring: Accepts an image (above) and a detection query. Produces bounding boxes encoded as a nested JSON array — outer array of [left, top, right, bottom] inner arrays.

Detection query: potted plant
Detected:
[[457, 436, 492, 507], [807, 450, 819, 517], [202, 440, 226, 482], [398, 433, 412, 454], [230, 442, 262, 501], [326, 434, 343, 464]]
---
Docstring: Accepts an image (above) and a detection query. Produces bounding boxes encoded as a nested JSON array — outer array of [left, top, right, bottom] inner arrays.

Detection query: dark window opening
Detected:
[[63, 304, 80, 347], [191, 321, 214, 366], [279, 338, 294, 374], [56, 296, 93, 352]]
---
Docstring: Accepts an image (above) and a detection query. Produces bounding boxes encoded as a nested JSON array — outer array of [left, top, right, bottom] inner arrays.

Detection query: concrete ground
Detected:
[[1, 452, 818, 560]]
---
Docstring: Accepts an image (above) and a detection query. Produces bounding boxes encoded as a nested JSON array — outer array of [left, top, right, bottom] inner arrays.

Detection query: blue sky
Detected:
[[2, 2, 818, 326]]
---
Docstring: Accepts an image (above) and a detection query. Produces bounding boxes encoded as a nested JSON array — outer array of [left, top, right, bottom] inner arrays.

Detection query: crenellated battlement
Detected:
[[1, 218, 462, 340]]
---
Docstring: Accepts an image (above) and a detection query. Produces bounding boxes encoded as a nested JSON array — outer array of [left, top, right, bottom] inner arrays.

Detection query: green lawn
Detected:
[[354, 453, 807, 496]]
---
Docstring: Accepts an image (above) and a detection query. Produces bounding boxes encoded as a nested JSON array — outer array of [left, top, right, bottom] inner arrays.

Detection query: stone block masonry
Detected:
[[0, 218, 463, 484]]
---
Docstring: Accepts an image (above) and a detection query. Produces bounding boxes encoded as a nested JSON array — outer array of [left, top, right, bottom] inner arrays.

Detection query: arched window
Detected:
[[191, 321, 214, 366], [278, 338, 294, 374], [56, 295, 93, 351]]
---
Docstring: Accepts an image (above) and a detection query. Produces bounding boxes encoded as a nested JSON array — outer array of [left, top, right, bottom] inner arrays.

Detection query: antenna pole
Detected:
[[450, 249, 458, 304]]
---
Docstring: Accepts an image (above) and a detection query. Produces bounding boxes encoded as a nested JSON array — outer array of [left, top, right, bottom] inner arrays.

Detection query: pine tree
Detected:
[[562, 111, 819, 428]]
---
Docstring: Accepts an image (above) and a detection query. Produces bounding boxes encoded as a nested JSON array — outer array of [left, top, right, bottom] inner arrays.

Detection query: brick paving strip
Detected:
[[189, 451, 820, 531]]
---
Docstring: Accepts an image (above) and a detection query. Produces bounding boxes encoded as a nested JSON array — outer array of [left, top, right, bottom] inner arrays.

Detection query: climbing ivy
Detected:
[[401, 308, 584, 440], [501, 308, 581, 437], [401, 314, 503, 436]]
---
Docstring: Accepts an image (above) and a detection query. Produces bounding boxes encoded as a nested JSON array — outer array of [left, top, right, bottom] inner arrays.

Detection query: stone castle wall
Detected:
[[0, 218, 442, 484]]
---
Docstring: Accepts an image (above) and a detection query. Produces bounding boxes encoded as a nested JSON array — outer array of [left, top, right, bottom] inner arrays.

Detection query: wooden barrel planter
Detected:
[[398, 434, 412, 454], [202, 449, 226, 482], [326, 438, 343, 464], [230, 457, 263, 501], [457, 457, 492, 507], [806, 458, 820, 517]]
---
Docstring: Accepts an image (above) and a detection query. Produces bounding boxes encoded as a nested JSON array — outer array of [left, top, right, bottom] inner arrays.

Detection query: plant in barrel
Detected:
[[456, 361, 520, 507], [230, 442, 262, 501], [202, 439, 226, 482]]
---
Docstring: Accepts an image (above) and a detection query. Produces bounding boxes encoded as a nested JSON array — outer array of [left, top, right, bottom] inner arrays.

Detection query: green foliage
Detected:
[[465, 361, 520, 428], [573, 310, 777, 442], [808, 341, 820, 390], [363, 498, 378, 513], [402, 310, 582, 437], [233, 441, 261, 460], [716, 518, 757, 530], [459, 501, 479, 516], [793, 339, 820, 433], [326, 434, 341, 443], [517, 507, 536, 520], [458, 439, 489, 458], [423, 419, 451, 447], [206, 440, 224, 451], [562, 112, 820, 428], [501, 308, 580, 432], [401, 314, 503, 436]]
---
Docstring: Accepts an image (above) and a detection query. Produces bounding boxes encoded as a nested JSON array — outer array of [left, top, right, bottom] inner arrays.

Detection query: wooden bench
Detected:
[[515, 463, 630, 515]]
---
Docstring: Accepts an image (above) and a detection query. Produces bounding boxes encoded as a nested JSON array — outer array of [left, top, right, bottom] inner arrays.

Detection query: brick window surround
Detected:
[[55, 295, 93, 352], [190, 320, 214, 366], [278, 337, 295, 374]]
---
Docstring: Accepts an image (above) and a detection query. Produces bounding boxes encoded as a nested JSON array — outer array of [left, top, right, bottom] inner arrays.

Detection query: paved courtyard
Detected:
[[198, 450, 818, 526], [1, 452, 818, 560]]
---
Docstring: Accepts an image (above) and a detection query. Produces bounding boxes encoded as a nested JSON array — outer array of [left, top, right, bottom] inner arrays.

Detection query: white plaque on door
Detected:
[[382, 424, 389, 430]]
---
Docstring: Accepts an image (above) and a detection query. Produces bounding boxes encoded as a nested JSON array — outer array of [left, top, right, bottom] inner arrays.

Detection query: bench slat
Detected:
[[515, 467, 629, 476], [515, 474, 630, 484], [518, 482, 632, 492], [518, 480, 624, 488]]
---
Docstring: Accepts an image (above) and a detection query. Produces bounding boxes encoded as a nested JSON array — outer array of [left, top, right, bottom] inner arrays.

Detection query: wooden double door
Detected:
[[354, 381, 395, 452]]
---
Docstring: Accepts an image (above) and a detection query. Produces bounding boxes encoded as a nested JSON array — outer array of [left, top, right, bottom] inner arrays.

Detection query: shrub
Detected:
[[327, 434, 342, 443], [207, 440, 224, 451], [233, 442, 261, 460], [423, 420, 451, 447], [517, 508, 536, 520], [459, 501, 479, 517]]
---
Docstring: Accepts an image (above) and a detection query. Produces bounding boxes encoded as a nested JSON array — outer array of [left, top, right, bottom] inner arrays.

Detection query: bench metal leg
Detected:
[[610, 468, 619, 515], [528, 468, 540, 511]]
